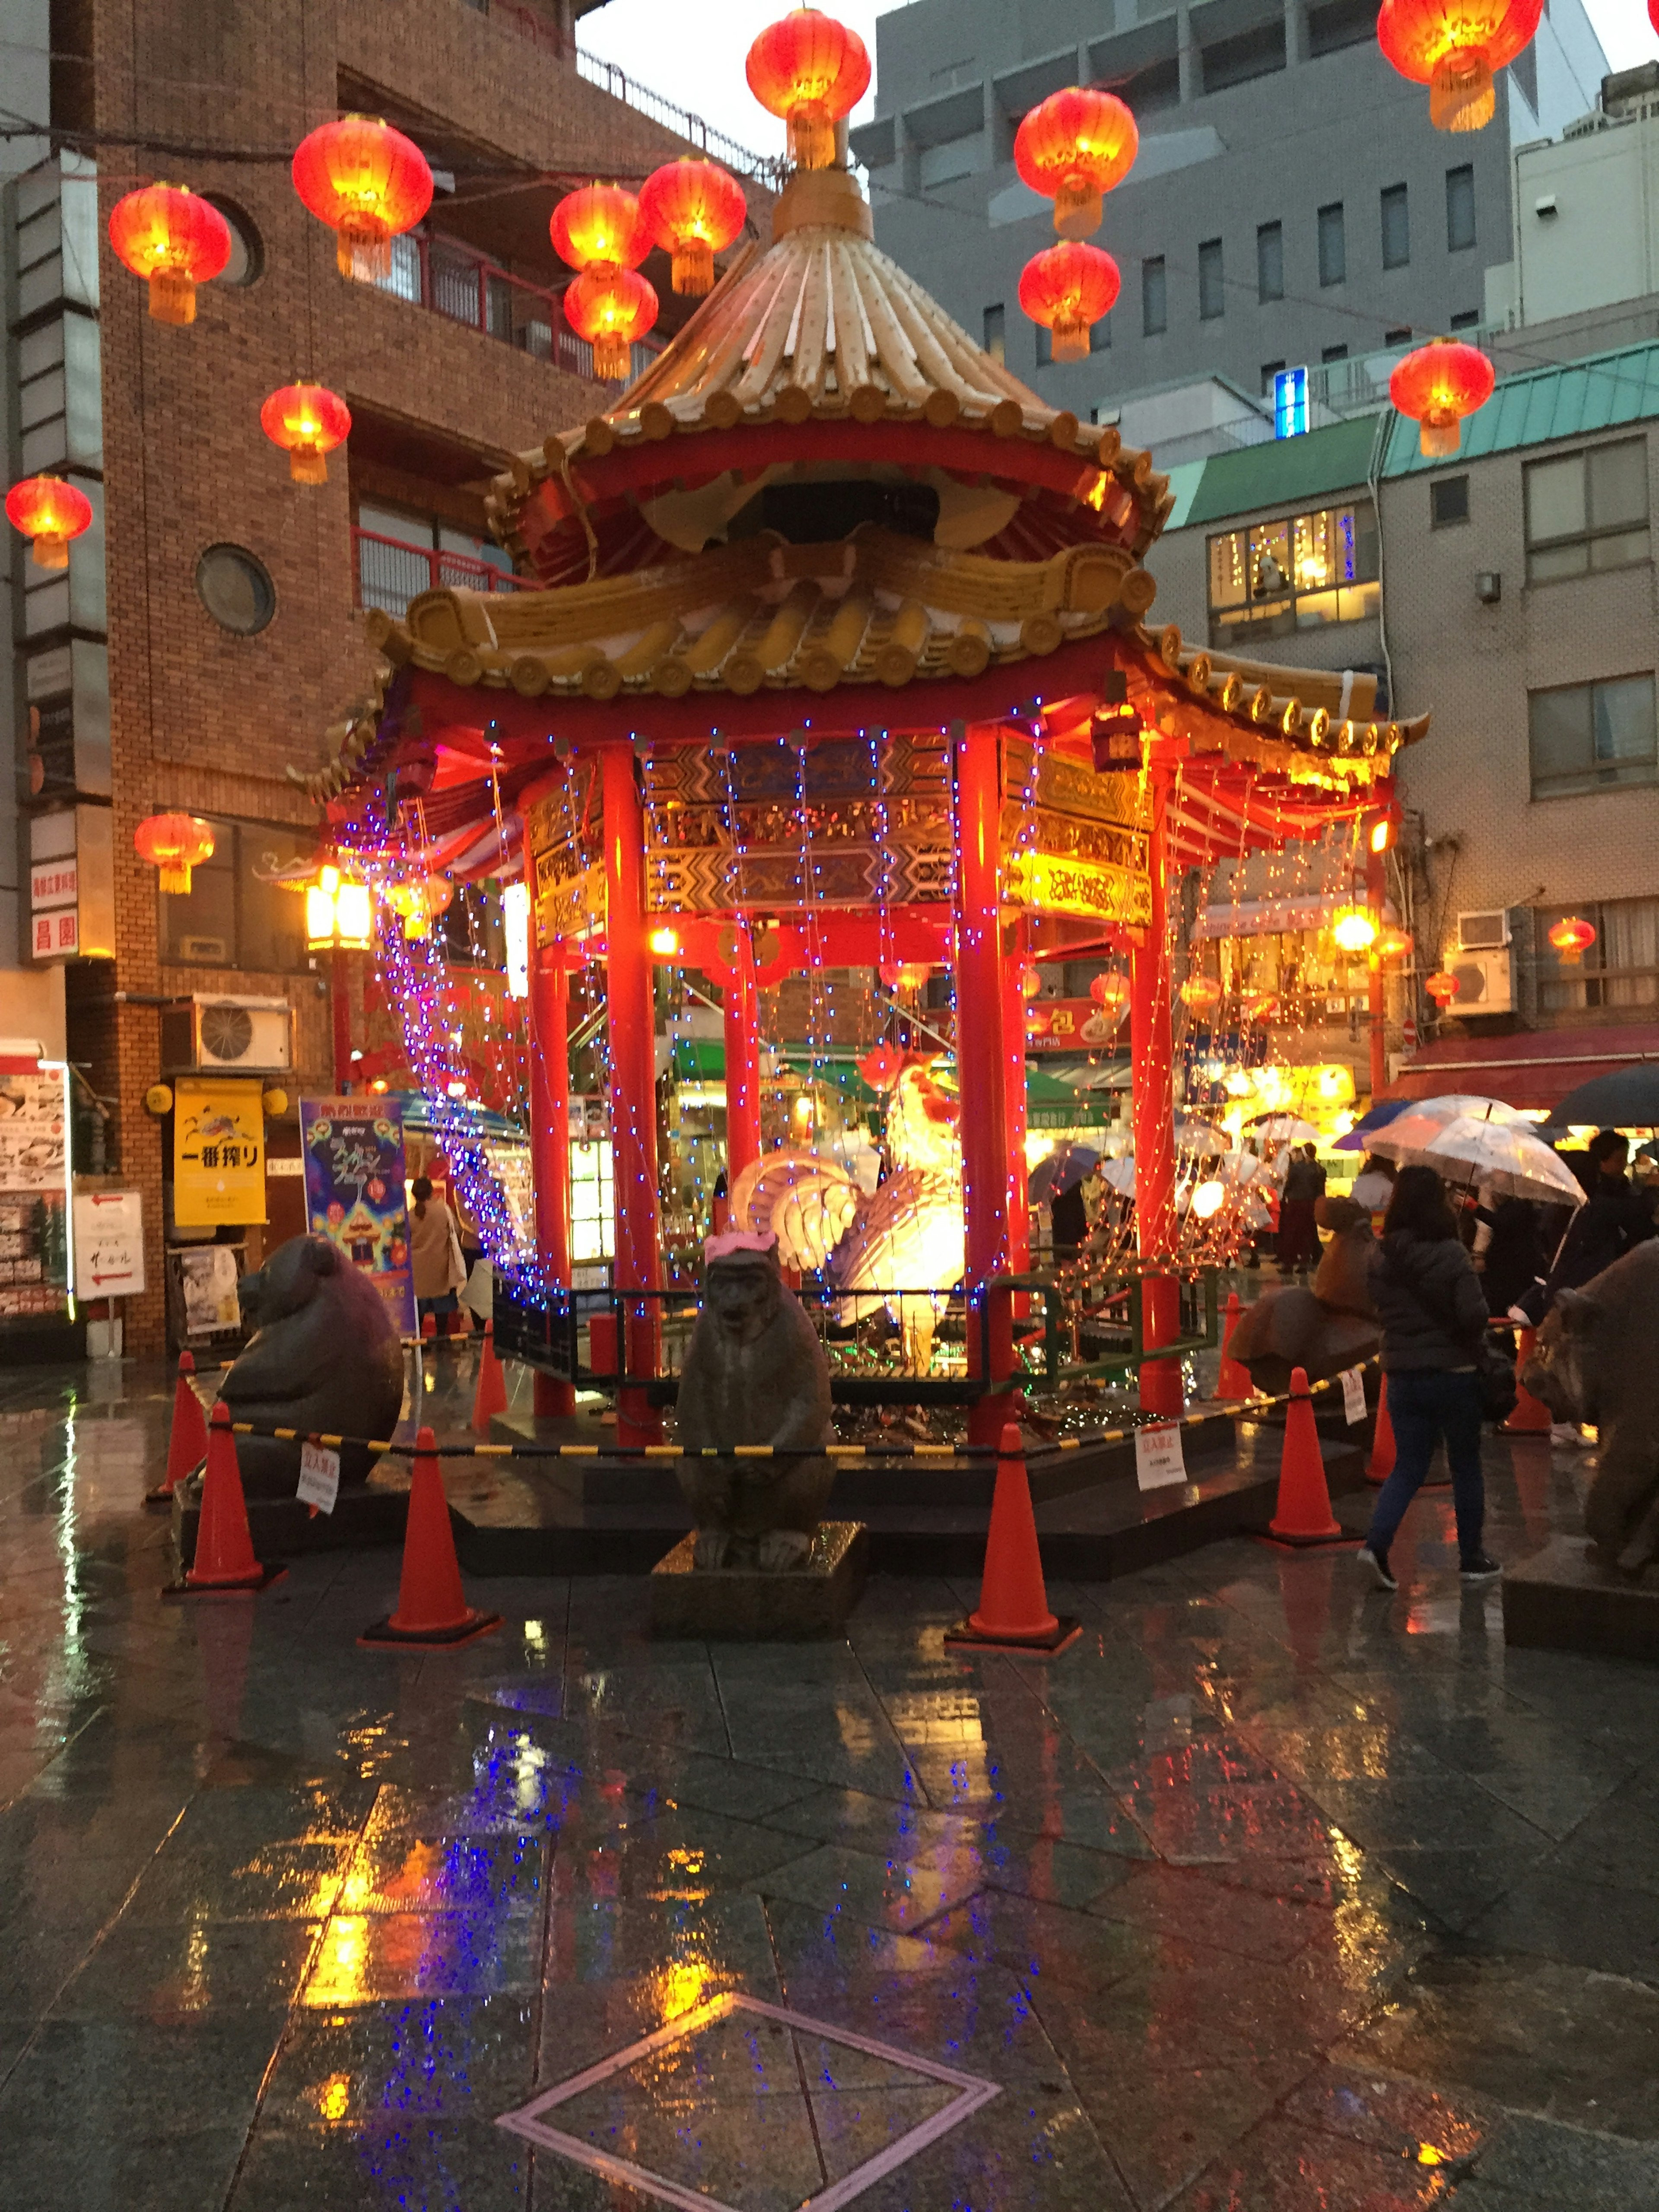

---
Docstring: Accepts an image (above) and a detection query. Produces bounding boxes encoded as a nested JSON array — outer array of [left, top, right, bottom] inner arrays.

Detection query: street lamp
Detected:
[[305, 864, 372, 952]]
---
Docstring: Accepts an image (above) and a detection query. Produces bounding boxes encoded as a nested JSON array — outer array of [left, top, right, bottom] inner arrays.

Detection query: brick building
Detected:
[[3, 0, 762, 1351]]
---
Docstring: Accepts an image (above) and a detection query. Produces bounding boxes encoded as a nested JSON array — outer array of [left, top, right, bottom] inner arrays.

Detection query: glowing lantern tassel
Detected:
[[5, 475, 93, 570], [134, 812, 215, 895], [1377, 0, 1545, 133]]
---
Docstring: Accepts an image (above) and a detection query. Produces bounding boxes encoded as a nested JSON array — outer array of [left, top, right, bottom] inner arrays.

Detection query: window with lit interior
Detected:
[[1206, 504, 1379, 643], [159, 817, 316, 972]]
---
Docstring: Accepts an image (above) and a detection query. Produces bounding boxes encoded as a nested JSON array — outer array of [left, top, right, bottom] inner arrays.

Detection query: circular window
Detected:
[[197, 544, 275, 636], [202, 195, 264, 286]]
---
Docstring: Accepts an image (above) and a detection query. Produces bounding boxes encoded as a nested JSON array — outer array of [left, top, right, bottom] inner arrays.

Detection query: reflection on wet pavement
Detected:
[[0, 1352, 1656, 2208]]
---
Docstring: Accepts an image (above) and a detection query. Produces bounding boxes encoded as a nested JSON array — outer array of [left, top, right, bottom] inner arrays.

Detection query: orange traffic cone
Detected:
[[1365, 1373, 1396, 1486], [1217, 1292, 1255, 1401], [946, 1423, 1079, 1654], [146, 1350, 210, 1506], [1265, 1368, 1348, 1546], [166, 1403, 283, 1595], [1503, 1327, 1553, 1436], [471, 1321, 508, 1434], [360, 1426, 501, 1649]]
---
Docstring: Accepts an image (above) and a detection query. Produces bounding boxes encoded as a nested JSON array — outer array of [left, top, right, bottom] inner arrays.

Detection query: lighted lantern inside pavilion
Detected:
[[306, 148, 1427, 1447]]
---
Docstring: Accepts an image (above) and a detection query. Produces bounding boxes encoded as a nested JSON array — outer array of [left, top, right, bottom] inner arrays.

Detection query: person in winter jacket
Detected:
[[1358, 1164, 1501, 1594]]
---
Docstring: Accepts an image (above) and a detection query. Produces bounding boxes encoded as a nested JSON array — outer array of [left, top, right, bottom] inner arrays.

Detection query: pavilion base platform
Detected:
[[169, 1467, 410, 1575], [1502, 1535, 1659, 1662], [651, 1522, 869, 1640]]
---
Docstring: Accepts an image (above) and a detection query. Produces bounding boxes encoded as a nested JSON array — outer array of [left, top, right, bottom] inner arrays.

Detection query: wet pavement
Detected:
[[1, 1350, 1657, 2210]]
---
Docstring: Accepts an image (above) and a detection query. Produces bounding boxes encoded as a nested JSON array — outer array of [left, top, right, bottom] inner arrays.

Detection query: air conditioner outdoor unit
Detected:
[[159, 994, 293, 1074], [1457, 908, 1511, 952], [1450, 947, 1514, 1014]]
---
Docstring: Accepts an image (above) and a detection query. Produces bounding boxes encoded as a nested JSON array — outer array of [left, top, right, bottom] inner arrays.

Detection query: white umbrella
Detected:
[[1248, 1113, 1319, 1144], [1173, 1117, 1230, 1153], [1389, 1094, 1526, 1128], [1368, 1100, 1525, 1164], [1100, 1156, 1137, 1196], [1373, 1113, 1585, 1207]]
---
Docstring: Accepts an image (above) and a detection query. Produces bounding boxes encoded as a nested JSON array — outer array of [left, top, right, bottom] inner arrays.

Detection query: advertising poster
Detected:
[[300, 1096, 417, 1337], [174, 1077, 266, 1226], [0, 1063, 68, 1320]]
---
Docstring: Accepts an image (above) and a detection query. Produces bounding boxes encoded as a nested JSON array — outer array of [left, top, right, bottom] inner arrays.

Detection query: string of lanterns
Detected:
[[1013, 85, 1136, 359]]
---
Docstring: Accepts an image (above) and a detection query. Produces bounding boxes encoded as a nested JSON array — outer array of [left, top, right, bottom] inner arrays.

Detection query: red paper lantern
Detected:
[[638, 158, 747, 296], [1376, 927, 1414, 961], [746, 9, 871, 171], [1014, 87, 1138, 239], [292, 115, 433, 280], [1240, 989, 1280, 1022], [260, 381, 351, 483], [1425, 970, 1461, 1005], [1389, 338, 1495, 457], [134, 813, 215, 895], [563, 265, 658, 381], [550, 182, 646, 273], [1089, 971, 1128, 1014], [5, 475, 92, 569], [1018, 241, 1120, 362], [107, 183, 231, 324], [1377, 0, 1544, 133], [1179, 974, 1223, 1013], [1547, 914, 1597, 966]]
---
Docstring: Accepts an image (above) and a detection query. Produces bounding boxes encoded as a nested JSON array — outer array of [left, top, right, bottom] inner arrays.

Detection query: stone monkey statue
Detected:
[[1525, 1241, 1659, 1576], [675, 1233, 835, 1572], [1226, 1195, 1382, 1395]]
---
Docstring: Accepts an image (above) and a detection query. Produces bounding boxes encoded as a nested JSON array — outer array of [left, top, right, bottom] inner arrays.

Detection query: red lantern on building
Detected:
[[1548, 914, 1597, 966], [1377, 0, 1545, 133], [1013, 87, 1138, 239], [1376, 926, 1414, 961], [1018, 241, 1120, 362], [134, 813, 215, 895], [745, 9, 871, 171], [1179, 973, 1223, 1013], [260, 381, 352, 483], [638, 159, 747, 296], [1240, 989, 1280, 1023], [292, 115, 433, 280], [107, 183, 231, 325], [550, 182, 647, 273], [1425, 970, 1461, 1005], [1389, 338, 1495, 457], [5, 475, 92, 569], [563, 265, 658, 381], [1089, 971, 1128, 1015]]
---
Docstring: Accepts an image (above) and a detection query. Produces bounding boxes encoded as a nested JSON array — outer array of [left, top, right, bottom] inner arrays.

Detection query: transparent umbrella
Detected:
[[1369, 1113, 1585, 1206]]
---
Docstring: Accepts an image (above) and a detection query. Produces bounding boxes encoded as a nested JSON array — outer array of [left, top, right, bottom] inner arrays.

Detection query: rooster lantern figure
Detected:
[[727, 1048, 965, 1374]]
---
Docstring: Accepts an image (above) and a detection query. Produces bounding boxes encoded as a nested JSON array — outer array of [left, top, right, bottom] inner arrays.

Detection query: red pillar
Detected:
[[954, 721, 1015, 1447], [601, 744, 662, 1445], [1366, 838, 1387, 1103], [1131, 753, 1182, 1417], [1003, 925, 1030, 1277], [723, 924, 762, 1196], [528, 948, 575, 1419]]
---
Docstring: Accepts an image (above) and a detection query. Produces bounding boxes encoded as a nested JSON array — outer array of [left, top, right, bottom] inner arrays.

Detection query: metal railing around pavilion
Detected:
[[375, 229, 660, 385], [352, 527, 532, 621]]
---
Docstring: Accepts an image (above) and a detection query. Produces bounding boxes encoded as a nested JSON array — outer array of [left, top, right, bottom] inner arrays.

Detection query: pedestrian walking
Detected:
[[1357, 1163, 1501, 1594], [1276, 1142, 1325, 1273], [410, 1173, 467, 1336]]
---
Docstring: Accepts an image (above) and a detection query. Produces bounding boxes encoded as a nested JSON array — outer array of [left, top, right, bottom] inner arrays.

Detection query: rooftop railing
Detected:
[[353, 527, 532, 620], [377, 228, 658, 384]]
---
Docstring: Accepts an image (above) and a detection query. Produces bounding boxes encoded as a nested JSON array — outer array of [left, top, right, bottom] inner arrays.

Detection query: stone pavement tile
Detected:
[[335, 1834, 545, 1920], [228, 2114, 531, 2211], [1465, 1870, 1659, 1985], [1473, 2112, 1659, 2208], [543, 1889, 779, 1999], [1334, 1952, 1659, 2140], [839, 2074, 1137, 2212], [1071, 2055, 1311, 2212], [258, 1993, 537, 2132], [986, 1780, 1158, 1860], [1088, 1861, 1332, 1966], [975, 1832, 1140, 1912], [0, 2011, 285, 2147], [1363, 1847, 1549, 1934], [120, 1839, 355, 1924], [540, 2072, 846, 2208], [756, 1783, 975, 1856], [1112, 1777, 1344, 1866], [760, 1897, 952, 1994], [1233, 1720, 1451, 1783], [548, 1807, 813, 1902], [1544, 1798, 1659, 1901], [165, 1778, 381, 1852], [1276, 2062, 1499, 2164], [1165, 2113, 1458, 2210], [749, 1839, 989, 1934], [303, 1910, 540, 2007], [921, 1888, 1163, 1995], [1301, 1775, 1554, 1855], [559, 1660, 731, 1756], [56, 1916, 322, 2021], [0, 2121, 250, 2212], [775, 1955, 1090, 2090]]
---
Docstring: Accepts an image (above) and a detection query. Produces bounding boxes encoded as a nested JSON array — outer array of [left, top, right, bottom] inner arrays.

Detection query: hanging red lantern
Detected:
[[1547, 915, 1597, 966], [107, 183, 231, 325], [550, 182, 647, 273], [1013, 87, 1138, 240], [1019, 242, 1120, 362], [5, 475, 92, 569], [134, 813, 215, 895], [1389, 338, 1495, 457], [563, 265, 658, 381], [1179, 974, 1223, 1013], [1425, 970, 1461, 1006], [745, 9, 871, 171], [292, 115, 433, 281], [638, 158, 747, 296], [385, 874, 455, 940], [1089, 972, 1128, 1013], [260, 381, 351, 483], [1377, 0, 1544, 132], [1240, 989, 1280, 1023], [878, 961, 930, 993], [1376, 926, 1414, 961]]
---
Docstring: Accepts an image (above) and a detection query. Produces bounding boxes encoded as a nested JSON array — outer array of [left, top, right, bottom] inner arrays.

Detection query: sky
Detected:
[[577, 0, 1657, 162]]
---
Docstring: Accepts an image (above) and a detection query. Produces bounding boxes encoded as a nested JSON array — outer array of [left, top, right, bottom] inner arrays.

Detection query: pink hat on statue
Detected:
[[704, 1230, 778, 1262]]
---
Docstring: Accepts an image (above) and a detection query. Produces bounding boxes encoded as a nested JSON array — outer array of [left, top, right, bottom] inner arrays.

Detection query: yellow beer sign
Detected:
[[174, 1076, 266, 1226]]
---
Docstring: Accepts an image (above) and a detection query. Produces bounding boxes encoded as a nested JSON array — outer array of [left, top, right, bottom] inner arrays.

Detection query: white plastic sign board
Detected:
[[1341, 1368, 1367, 1425], [1135, 1422, 1187, 1491], [297, 1442, 340, 1514], [73, 1190, 145, 1297]]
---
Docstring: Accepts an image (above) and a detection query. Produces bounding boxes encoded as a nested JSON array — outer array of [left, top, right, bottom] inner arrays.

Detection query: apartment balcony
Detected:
[[353, 526, 534, 620], [378, 228, 658, 385]]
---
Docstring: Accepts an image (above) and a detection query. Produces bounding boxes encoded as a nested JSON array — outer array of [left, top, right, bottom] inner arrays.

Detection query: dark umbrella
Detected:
[[1027, 1143, 1100, 1205], [1335, 1097, 1414, 1152], [1542, 1065, 1659, 1134]]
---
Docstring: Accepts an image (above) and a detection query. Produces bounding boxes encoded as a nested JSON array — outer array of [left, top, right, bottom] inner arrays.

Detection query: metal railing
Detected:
[[353, 527, 531, 619], [376, 229, 657, 385]]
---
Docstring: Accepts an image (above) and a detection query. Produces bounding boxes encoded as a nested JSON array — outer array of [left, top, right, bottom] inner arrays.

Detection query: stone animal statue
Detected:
[[1524, 1241, 1659, 1576], [1227, 1196, 1382, 1395], [217, 1235, 406, 1499], [675, 1233, 835, 1571]]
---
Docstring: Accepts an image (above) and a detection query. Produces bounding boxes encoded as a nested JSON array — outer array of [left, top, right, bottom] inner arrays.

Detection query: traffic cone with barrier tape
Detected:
[[471, 1321, 508, 1434], [1503, 1328, 1553, 1436], [1217, 1293, 1255, 1401], [146, 1350, 209, 1506], [1365, 1373, 1396, 1486], [1264, 1368, 1348, 1546], [360, 1427, 501, 1649], [165, 1402, 284, 1595], [945, 1423, 1079, 1655]]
